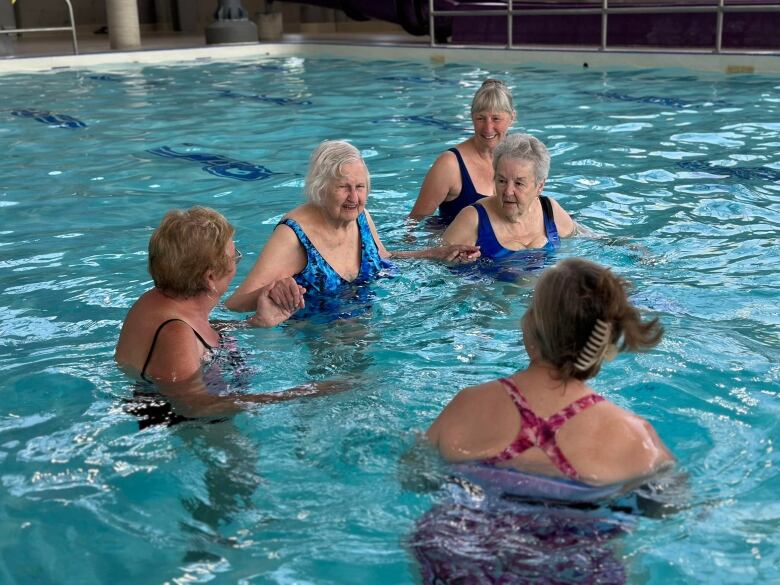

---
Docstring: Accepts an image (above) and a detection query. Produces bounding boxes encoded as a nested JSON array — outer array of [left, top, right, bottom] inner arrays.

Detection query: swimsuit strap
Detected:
[[354, 211, 386, 278], [484, 377, 605, 479], [448, 147, 478, 196], [140, 318, 212, 382], [473, 203, 507, 259], [278, 218, 318, 263], [539, 196, 561, 248], [438, 148, 489, 223], [278, 217, 341, 291], [277, 213, 391, 294], [545, 393, 606, 432]]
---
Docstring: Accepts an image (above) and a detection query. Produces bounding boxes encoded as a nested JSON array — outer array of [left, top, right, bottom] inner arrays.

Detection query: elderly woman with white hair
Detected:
[[409, 79, 516, 224], [226, 140, 479, 313], [442, 133, 576, 258]]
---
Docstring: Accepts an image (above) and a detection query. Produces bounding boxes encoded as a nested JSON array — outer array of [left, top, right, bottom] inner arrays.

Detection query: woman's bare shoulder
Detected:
[[569, 402, 673, 484], [443, 380, 510, 419], [281, 203, 311, 223]]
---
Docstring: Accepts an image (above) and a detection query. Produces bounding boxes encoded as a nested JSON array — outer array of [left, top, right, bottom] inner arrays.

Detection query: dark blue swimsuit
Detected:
[[438, 148, 489, 223], [474, 196, 561, 259], [278, 212, 392, 293]]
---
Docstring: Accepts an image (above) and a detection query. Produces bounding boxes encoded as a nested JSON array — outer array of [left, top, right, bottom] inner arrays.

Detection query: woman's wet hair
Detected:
[[304, 140, 370, 206], [148, 206, 234, 298], [493, 133, 550, 184], [471, 78, 515, 117], [523, 258, 663, 382]]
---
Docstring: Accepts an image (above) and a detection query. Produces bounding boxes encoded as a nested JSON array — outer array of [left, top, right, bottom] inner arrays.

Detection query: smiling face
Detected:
[[494, 157, 544, 220], [472, 110, 514, 151], [321, 161, 368, 223]]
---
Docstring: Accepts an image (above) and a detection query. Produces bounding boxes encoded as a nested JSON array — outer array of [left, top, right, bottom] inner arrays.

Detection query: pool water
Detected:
[[1, 55, 779, 584]]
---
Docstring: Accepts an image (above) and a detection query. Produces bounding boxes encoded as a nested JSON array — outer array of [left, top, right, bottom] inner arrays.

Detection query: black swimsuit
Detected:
[[128, 319, 222, 429], [140, 318, 213, 383], [437, 147, 490, 223]]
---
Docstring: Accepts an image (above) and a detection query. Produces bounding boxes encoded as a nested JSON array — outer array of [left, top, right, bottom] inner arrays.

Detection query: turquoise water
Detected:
[[1, 55, 779, 583]]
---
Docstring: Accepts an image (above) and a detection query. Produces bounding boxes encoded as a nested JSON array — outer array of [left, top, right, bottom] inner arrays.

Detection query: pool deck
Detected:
[[2, 28, 779, 75]]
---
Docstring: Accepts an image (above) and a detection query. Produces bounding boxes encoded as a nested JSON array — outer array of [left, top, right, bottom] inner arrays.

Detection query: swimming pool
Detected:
[[1, 51, 779, 584]]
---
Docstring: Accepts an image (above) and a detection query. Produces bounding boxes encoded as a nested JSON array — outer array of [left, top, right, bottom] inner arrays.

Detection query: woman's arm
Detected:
[[364, 209, 480, 262], [425, 385, 485, 462], [363, 209, 392, 259], [225, 224, 307, 313], [390, 245, 480, 262], [584, 411, 676, 486], [154, 373, 350, 419], [548, 197, 577, 237], [442, 206, 479, 246], [247, 277, 306, 326], [408, 151, 460, 219], [141, 319, 210, 383]]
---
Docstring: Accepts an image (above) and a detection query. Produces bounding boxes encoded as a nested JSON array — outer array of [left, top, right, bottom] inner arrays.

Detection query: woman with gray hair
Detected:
[[226, 140, 479, 313], [409, 79, 516, 223], [442, 133, 575, 258]]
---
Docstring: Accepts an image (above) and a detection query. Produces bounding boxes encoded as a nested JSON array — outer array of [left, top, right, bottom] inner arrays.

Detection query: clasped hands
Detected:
[[247, 277, 306, 327]]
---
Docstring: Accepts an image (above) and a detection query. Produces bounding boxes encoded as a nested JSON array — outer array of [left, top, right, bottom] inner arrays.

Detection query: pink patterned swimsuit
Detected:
[[484, 377, 605, 480]]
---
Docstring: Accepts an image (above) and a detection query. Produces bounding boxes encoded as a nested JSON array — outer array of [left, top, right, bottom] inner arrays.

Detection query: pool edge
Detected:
[[0, 41, 778, 75]]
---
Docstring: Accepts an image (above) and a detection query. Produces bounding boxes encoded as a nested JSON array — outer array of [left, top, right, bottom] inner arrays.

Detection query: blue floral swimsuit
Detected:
[[278, 211, 392, 293]]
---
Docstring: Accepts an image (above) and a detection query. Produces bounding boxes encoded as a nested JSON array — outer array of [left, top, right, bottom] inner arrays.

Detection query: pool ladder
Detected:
[[0, 0, 79, 55]]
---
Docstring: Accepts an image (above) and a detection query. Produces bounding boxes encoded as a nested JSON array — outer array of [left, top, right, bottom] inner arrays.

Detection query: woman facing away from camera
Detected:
[[426, 257, 674, 487]]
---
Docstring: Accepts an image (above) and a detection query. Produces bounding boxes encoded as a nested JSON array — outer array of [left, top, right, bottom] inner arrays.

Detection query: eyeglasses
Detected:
[[232, 248, 243, 265]]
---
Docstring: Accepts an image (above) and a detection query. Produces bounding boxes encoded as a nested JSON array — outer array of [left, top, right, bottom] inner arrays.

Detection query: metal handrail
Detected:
[[428, 0, 780, 53], [0, 0, 79, 55]]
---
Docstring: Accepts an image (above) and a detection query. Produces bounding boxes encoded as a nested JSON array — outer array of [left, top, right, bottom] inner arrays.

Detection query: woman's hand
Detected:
[[389, 244, 481, 263], [432, 244, 481, 263], [247, 277, 306, 327], [268, 277, 306, 313]]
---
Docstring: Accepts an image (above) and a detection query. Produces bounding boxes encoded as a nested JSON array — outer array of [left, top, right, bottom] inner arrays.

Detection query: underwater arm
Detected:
[[154, 375, 351, 419], [570, 221, 597, 237], [398, 432, 452, 493]]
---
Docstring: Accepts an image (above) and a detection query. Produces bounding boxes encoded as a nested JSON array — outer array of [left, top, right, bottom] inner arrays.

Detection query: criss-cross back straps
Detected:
[[484, 377, 605, 479]]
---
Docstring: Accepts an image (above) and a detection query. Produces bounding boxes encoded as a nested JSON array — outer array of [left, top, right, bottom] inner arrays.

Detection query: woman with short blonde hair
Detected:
[[409, 79, 516, 223]]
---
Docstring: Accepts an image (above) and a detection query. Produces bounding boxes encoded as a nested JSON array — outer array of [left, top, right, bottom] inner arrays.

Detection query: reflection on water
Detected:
[[177, 422, 261, 546], [1, 56, 780, 583], [411, 499, 631, 584]]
